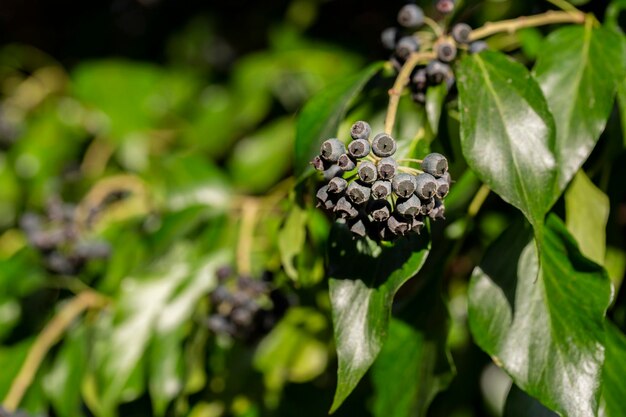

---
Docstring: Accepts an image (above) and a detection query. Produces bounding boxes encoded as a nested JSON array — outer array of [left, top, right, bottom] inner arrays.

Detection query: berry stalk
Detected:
[[469, 10, 585, 41], [384, 51, 437, 135]]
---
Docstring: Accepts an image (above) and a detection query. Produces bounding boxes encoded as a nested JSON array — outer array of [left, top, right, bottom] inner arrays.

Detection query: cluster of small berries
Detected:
[[20, 198, 110, 275], [381, 3, 488, 104], [206, 266, 288, 342], [312, 121, 451, 240]]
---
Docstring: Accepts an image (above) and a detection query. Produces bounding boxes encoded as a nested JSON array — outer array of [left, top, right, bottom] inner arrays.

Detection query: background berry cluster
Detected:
[[206, 266, 289, 342], [312, 121, 451, 240], [19, 198, 111, 276], [382, 2, 487, 104]]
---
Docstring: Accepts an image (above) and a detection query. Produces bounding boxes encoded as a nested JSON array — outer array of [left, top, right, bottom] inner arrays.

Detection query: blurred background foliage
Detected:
[[0, 1, 625, 417]]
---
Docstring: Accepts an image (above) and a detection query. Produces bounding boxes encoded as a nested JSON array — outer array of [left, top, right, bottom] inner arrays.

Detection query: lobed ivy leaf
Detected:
[[468, 215, 612, 417], [456, 51, 558, 232], [371, 277, 454, 417], [533, 24, 626, 192], [328, 224, 430, 413], [565, 170, 609, 265], [294, 62, 384, 177], [600, 321, 626, 417]]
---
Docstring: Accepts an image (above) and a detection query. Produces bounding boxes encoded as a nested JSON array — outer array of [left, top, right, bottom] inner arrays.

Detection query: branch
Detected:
[[2, 291, 109, 412], [384, 51, 437, 135], [469, 10, 585, 41]]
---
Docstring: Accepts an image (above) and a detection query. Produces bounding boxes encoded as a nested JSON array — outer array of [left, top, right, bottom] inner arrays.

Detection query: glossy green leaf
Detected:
[[601, 322, 626, 417], [371, 278, 454, 417], [149, 328, 184, 417], [533, 25, 626, 191], [565, 170, 609, 265], [457, 51, 557, 230], [504, 385, 557, 417], [254, 307, 328, 405], [294, 62, 384, 177], [93, 245, 228, 417], [468, 215, 612, 417], [227, 118, 294, 193], [328, 225, 430, 413], [72, 60, 198, 142], [425, 83, 447, 135], [43, 325, 88, 417], [278, 204, 308, 281]]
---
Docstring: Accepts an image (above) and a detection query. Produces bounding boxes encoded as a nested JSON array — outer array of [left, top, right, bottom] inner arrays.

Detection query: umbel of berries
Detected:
[[311, 120, 452, 240], [381, 3, 489, 106]]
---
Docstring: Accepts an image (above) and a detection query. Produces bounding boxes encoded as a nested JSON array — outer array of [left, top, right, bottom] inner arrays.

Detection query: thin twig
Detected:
[[469, 10, 585, 41], [384, 51, 437, 135], [468, 184, 491, 218], [422, 16, 444, 38], [3, 291, 109, 412], [236, 200, 259, 276], [398, 158, 423, 165]]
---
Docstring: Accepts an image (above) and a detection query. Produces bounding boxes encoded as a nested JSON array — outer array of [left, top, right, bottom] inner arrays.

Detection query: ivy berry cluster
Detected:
[[312, 121, 451, 240], [20, 197, 111, 275], [207, 266, 288, 342], [382, 3, 487, 104]]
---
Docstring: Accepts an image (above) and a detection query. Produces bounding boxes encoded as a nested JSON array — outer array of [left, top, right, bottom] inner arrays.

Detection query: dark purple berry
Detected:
[[437, 41, 457, 63], [377, 157, 398, 180], [350, 121, 371, 140], [348, 139, 371, 159], [395, 36, 420, 60], [392, 174, 417, 198], [358, 161, 378, 183], [415, 173, 438, 199], [347, 181, 372, 205], [371, 133, 397, 157], [371, 180, 392, 200], [337, 154, 357, 171], [320, 138, 345, 162], [452, 23, 472, 44], [422, 153, 448, 177], [397, 4, 425, 28]]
